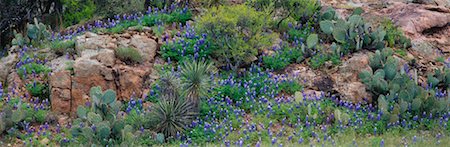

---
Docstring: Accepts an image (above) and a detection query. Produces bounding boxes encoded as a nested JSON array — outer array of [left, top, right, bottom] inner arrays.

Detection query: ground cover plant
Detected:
[[1, 1, 450, 147]]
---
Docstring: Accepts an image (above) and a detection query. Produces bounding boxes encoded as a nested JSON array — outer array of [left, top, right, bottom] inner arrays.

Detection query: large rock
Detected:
[[383, 2, 450, 52], [75, 32, 117, 52], [50, 31, 159, 113], [115, 64, 152, 99], [332, 52, 372, 102], [76, 32, 158, 63], [410, 41, 442, 61], [50, 71, 72, 113], [6, 71, 27, 98], [415, 0, 450, 7], [72, 54, 116, 111], [285, 64, 333, 92], [128, 34, 158, 62], [46, 56, 74, 72], [285, 64, 320, 88], [385, 3, 450, 35], [0, 53, 18, 83]]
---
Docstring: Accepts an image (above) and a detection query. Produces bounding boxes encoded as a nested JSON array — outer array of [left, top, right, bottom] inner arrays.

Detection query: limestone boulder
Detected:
[[383, 2, 450, 52], [50, 71, 72, 113], [0, 53, 18, 83], [332, 53, 372, 102], [115, 63, 152, 100], [129, 34, 158, 62]]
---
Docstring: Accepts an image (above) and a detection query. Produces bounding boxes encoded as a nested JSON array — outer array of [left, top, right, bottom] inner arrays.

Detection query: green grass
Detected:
[[161, 130, 450, 146], [50, 39, 76, 55], [116, 47, 143, 64]]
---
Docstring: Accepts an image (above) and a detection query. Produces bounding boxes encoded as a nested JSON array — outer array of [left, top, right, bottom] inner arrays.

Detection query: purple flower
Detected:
[[298, 138, 304, 144], [271, 138, 277, 145], [0, 82, 3, 98]]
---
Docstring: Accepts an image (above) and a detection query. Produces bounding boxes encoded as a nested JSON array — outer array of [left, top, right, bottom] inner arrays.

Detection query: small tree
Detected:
[[197, 5, 275, 71]]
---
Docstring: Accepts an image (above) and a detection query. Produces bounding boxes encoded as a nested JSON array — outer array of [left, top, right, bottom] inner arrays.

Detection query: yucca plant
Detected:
[[148, 95, 197, 138], [159, 72, 181, 100], [179, 60, 215, 109]]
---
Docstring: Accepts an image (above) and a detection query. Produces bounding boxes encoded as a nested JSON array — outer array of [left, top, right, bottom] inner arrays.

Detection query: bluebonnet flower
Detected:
[[0, 82, 3, 99], [298, 137, 304, 144]]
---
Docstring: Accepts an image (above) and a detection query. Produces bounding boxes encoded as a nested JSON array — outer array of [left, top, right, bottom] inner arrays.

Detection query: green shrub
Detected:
[[152, 25, 165, 38], [62, 0, 96, 27], [197, 5, 275, 70], [50, 39, 76, 55], [116, 47, 143, 64], [193, 0, 228, 7], [146, 84, 160, 103], [427, 67, 450, 89], [382, 20, 411, 49], [26, 82, 50, 100], [1, 97, 50, 133], [34, 110, 48, 123]]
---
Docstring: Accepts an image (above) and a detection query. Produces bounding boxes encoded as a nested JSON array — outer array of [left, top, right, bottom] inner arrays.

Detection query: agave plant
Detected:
[[149, 94, 197, 138], [179, 60, 215, 109]]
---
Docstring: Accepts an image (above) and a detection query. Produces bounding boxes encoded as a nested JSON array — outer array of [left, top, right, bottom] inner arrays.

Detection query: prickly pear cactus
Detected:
[[306, 34, 318, 49], [319, 20, 333, 34], [11, 31, 29, 46], [27, 18, 51, 41]]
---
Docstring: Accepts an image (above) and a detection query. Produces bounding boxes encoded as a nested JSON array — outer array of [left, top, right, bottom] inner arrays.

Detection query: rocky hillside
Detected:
[[0, 0, 449, 146]]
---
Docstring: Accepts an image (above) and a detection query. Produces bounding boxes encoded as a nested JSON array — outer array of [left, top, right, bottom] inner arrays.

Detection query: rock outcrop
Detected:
[[383, 2, 450, 55], [50, 31, 159, 113], [332, 52, 372, 102], [0, 53, 18, 84]]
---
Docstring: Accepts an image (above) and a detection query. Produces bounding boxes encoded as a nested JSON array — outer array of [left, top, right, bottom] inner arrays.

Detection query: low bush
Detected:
[[197, 5, 275, 70], [381, 20, 411, 49]]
